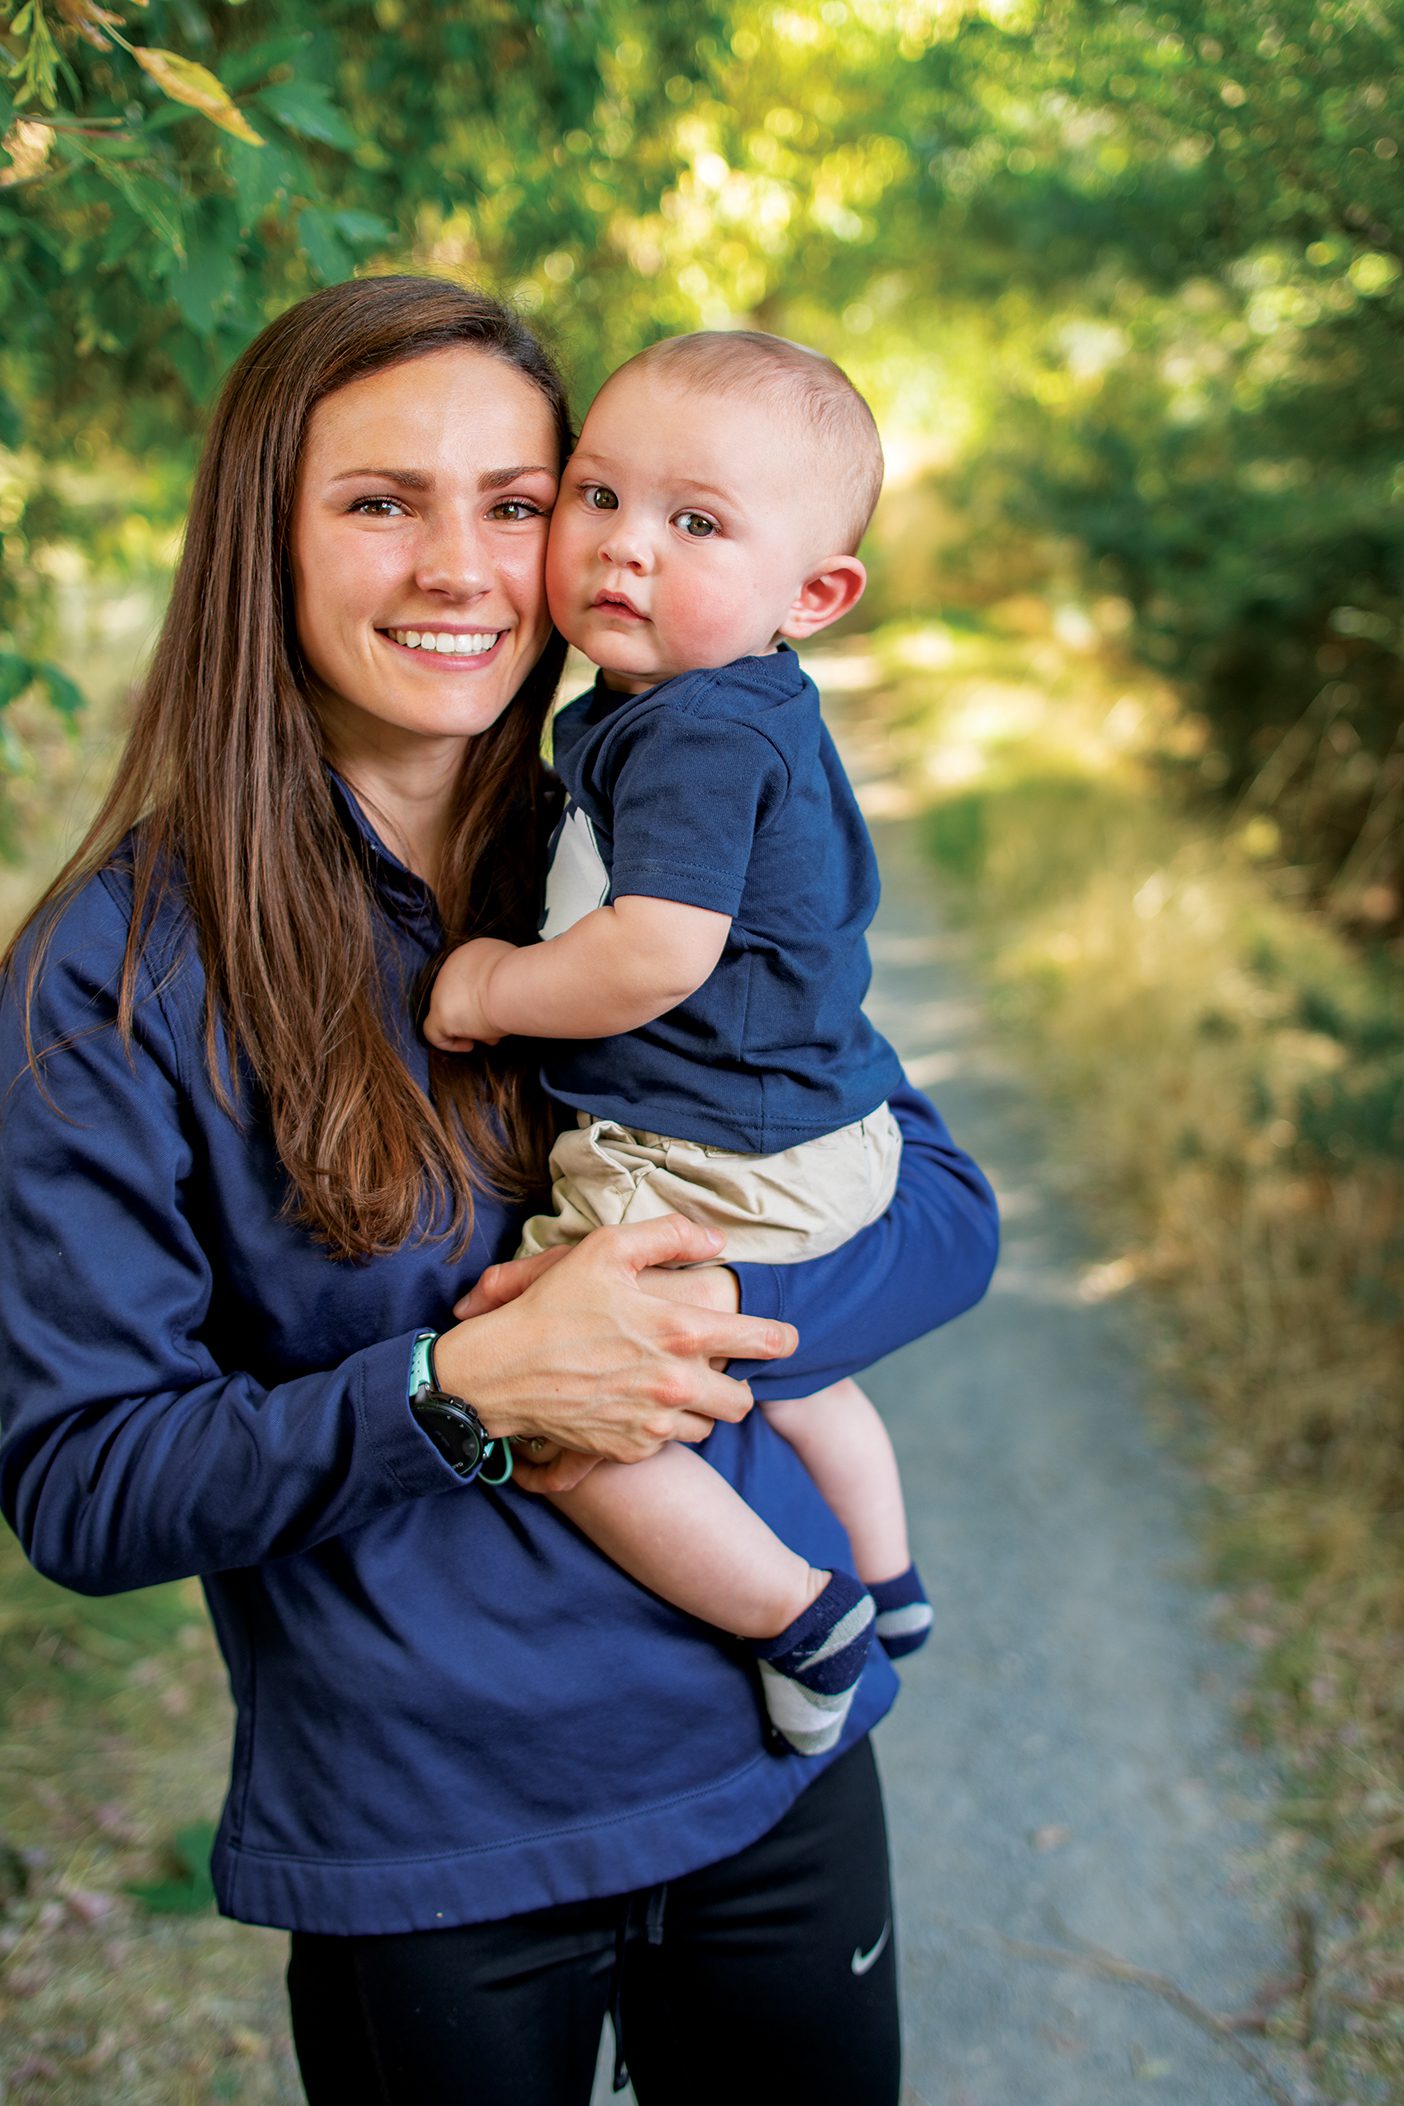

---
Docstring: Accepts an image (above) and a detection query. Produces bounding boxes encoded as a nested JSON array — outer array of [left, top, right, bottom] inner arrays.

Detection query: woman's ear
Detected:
[[779, 555, 867, 642]]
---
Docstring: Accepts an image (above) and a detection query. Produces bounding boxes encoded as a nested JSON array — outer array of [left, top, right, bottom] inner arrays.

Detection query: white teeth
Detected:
[[387, 629, 499, 656]]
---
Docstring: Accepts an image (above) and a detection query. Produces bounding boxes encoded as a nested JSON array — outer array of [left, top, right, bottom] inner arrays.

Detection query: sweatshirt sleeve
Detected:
[[729, 1079, 999, 1396], [0, 881, 468, 1599]]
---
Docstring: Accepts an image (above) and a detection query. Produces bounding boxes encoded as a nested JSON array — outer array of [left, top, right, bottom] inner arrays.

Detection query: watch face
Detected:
[[413, 1393, 485, 1478]]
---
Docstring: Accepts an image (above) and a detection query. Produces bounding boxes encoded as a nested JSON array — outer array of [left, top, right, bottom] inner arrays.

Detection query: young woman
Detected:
[[0, 277, 998, 2105]]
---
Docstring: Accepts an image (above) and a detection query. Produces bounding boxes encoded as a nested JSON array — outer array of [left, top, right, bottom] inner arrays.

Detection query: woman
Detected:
[[0, 277, 997, 2104]]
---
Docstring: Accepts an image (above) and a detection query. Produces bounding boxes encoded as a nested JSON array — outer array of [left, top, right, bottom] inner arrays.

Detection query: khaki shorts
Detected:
[[518, 1102, 903, 1264]]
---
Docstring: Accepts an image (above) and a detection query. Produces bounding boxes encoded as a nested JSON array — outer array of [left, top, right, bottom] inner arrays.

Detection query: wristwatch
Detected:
[[407, 1330, 490, 1481]]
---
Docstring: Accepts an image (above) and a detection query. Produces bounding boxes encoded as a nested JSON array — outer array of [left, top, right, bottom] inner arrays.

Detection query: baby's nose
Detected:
[[598, 519, 651, 570]]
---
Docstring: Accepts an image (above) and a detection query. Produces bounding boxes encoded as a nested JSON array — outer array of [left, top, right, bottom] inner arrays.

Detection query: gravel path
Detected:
[[860, 802, 1304, 2106]]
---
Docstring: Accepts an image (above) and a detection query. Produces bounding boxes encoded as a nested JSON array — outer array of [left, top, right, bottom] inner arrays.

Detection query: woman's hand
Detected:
[[435, 1215, 792, 1493], [454, 1246, 741, 1323]]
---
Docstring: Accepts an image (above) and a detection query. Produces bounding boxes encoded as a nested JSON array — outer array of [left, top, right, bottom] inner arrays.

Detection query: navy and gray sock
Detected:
[[750, 1571, 875, 1757], [870, 1563, 932, 1658]]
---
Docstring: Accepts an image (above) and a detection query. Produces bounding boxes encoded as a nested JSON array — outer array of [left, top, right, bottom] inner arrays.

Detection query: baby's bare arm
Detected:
[[424, 895, 730, 1050]]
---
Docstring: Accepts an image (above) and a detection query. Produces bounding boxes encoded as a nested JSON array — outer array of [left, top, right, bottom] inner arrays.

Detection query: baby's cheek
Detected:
[[544, 522, 581, 625]]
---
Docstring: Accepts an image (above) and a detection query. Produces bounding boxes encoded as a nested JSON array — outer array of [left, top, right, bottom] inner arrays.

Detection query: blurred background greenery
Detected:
[[2, 0, 1401, 918], [1, 1, 1401, 2097]]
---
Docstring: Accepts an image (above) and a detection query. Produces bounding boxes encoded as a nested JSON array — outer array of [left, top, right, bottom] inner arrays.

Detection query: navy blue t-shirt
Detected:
[[542, 646, 904, 1152]]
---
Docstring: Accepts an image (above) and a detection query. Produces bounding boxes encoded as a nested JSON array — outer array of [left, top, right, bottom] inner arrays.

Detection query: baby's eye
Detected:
[[348, 495, 408, 518], [583, 484, 619, 511], [488, 498, 546, 522], [674, 511, 717, 539]]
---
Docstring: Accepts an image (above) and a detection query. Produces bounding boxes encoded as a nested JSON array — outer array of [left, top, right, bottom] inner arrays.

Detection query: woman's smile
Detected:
[[380, 625, 507, 659]]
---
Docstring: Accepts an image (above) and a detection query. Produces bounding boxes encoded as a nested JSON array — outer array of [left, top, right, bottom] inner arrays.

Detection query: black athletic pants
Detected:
[[287, 1737, 900, 2106]]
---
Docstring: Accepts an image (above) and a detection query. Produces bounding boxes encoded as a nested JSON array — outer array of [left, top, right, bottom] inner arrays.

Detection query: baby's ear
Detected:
[[779, 555, 867, 642]]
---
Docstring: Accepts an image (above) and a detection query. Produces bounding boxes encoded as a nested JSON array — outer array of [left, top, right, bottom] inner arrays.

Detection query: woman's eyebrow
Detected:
[[327, 467, 432, 489], [324, 464, 556, 490], [479, 464, 558, 491]]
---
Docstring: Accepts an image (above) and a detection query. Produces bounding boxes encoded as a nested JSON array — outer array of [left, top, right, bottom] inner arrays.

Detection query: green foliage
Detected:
[[0, 1524, 204, 1731], [1, 0, 1401, 916], [126, 1819, 219, 1915], [926, 1, 1404, 917]]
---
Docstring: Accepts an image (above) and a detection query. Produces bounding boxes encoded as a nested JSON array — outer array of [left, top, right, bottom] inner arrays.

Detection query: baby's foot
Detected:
[[751, 1571, 874, 1756], [870, 1563, 932, 1658]]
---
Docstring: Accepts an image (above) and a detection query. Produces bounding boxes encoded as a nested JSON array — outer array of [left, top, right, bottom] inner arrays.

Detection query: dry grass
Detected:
[[0, 1533, 298, 2103], [836, 605, 1404, 2099]]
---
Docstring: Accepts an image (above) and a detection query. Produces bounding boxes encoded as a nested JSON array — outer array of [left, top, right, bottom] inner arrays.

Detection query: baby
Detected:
[[426, 331, 931, 1755]]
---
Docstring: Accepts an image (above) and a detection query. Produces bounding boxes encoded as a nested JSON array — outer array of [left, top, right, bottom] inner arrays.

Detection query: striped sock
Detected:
[[871, 1563, 933, 1658], [751, 1572, 875, 1757]]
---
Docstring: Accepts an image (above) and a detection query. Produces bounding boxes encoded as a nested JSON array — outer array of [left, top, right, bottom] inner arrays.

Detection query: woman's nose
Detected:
[[415, 516, 489, 597]]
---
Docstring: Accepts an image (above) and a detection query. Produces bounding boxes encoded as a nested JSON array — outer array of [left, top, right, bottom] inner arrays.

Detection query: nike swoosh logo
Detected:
[[851, 1920, 891, 1975]]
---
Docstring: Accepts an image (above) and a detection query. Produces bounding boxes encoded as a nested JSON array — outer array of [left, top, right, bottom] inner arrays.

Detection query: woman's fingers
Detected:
[[514, 1448, 601, 1495], [592, 1213, 726, 1276], [513, 1408, 725, 1494], [640, 1261, 740, 1314], [643, 1299, 796, 1375], [453, 1244, 571, 1320], [583, 1220, 795, 1365]]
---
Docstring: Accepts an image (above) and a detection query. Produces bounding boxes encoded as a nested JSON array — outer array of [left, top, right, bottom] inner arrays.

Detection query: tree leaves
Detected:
[[51, 128, 185, 254], [255, 76, 358, 152], [1, 0, 1400, 891], [296, 202, 390, 283], [0, 653, 83, 716], [132, 47, 265, 147], [295, 202, 352, 284]]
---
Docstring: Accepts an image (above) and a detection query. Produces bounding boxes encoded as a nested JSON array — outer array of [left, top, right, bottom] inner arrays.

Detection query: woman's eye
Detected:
[[584, 485, 618, 511], [489, 499, 545, 522], [347, 495, 407, 518], [674, 511, 717, 539]]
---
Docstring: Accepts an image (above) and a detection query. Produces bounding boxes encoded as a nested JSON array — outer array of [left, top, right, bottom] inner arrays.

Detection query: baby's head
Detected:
[[546, 331, 883, 694]]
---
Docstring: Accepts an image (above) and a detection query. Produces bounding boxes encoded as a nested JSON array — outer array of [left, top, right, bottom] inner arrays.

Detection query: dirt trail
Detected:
[[847, 745, 1307, 2106]]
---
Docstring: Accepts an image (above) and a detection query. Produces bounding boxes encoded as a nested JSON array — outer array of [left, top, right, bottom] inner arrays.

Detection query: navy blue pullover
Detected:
[[0, 784, 998, 1935]]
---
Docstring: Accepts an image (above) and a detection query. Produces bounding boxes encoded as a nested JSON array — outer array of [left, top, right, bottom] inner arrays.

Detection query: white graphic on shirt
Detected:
[[541, 803, 610, 941], [850, 1921, 891, 1975]]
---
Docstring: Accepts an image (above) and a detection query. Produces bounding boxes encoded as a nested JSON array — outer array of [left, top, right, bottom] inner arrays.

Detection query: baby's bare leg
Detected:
[[762, 1379, 910, 1585], [550, 1445, 825, 1638], [548, 1448, 877, 1755]]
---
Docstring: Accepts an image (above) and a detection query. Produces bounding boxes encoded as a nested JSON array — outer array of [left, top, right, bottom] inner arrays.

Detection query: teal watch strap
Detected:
[[408, 1330, 513, 1486], [409, 1329, 436, 1398]]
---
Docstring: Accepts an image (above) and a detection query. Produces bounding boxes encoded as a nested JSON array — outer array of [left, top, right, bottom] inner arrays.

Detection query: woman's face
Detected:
[[290, 348, 560, 763]]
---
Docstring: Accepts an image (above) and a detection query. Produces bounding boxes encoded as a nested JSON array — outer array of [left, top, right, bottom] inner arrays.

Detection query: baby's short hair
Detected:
[[617, 330, 884, 554]]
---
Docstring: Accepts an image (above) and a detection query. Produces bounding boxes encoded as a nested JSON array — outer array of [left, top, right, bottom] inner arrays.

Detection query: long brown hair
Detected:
[[6, 276, 572, 1258]]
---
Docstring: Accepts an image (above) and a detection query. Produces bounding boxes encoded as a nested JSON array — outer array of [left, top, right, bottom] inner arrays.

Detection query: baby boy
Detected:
[[426, 332, 932, 1754]]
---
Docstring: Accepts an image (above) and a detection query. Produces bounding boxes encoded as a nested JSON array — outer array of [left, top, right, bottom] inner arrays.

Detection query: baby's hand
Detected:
[[424, 938, 519, 1051]]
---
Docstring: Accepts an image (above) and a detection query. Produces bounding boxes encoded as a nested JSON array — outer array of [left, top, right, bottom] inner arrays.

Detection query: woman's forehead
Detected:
[[304, 347, 560, 474]]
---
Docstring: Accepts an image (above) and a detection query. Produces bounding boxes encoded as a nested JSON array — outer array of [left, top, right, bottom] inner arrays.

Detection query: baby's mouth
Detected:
[[592, 592, 647, 620]]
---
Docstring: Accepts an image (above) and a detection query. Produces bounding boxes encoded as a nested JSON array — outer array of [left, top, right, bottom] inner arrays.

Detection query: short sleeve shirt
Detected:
[[541, 646, 903, 1152]]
